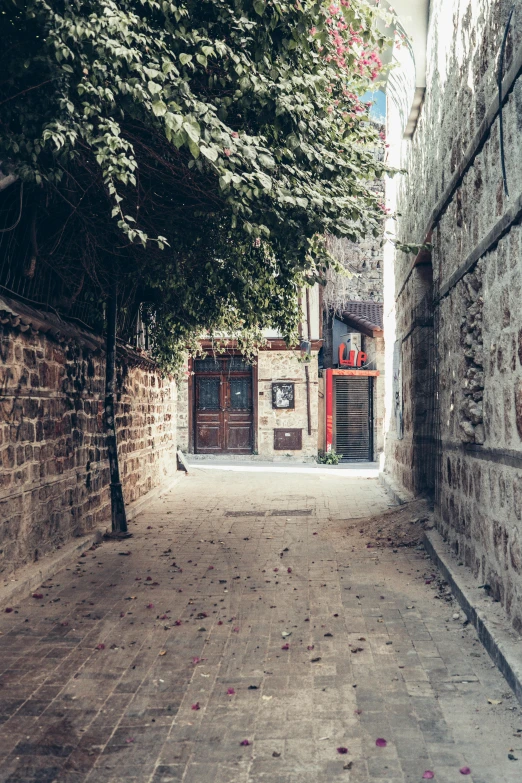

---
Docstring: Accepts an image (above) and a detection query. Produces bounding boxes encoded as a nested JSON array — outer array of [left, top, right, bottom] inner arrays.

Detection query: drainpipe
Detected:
[[305, 364, 312, 437], [104, 276, 128, 535]]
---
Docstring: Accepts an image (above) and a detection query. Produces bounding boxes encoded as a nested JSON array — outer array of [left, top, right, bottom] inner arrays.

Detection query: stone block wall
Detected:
[[257, 351, 319, 461], [384, 0, 522, 629], [0, 324, 177, 576]]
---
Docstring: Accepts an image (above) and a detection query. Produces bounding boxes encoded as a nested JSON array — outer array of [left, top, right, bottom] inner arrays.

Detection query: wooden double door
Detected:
[[194, 356, 253, 454]]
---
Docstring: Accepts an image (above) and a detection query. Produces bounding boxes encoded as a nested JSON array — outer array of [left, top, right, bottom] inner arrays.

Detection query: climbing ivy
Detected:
[[1, 0, 392, 372]]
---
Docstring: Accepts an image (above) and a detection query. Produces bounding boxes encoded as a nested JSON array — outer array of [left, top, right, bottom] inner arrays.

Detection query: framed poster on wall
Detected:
[[272, 382, 295, 409]]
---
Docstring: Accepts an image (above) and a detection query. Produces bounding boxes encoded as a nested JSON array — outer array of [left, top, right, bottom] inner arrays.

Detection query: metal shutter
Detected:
[[334, 376, 373, 461]]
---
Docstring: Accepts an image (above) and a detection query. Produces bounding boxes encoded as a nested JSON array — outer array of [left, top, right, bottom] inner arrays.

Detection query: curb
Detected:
[[423, 529, 522, 707], [378, 472, 414, 505], [0, 471, 186, 611]]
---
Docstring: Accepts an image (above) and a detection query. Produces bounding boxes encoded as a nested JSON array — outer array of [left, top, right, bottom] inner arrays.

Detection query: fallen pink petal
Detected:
[[337, 747, 348, 754], [96, 643, 105, 650], [125, 738, 135, 744], [227, 688, 235, 695], [307, 645, 315, 651], [32, 593, 43, 599], [375, 738, 387, 747], [191, 702, 200, 710], [459, 768, 471, 776], [354, 709, 362, 715], [174, 620, 182, 626], [146, 603, 154, 609], [233, 627, 240, 632], [4, 608, 13, 613], [287, 567, 292, 573], [422, 773, 434, 780], [281, 643, 290, 650], [240, 740, 251, 746]]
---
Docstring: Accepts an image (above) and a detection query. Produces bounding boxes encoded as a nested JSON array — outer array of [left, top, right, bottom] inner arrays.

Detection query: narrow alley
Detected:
[[0, 468, 520, 783]]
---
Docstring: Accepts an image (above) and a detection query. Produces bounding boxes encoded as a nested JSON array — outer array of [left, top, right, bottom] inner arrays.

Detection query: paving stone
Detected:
[[0, 468, 521, 782]]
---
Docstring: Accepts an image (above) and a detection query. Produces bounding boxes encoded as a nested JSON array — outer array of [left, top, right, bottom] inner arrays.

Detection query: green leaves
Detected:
[[1, 0, 391, 372], [152, 99, 167, 116]]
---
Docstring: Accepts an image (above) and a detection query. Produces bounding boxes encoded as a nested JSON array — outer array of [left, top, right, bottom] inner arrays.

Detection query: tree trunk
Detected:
[[104, 277, 128, 534]]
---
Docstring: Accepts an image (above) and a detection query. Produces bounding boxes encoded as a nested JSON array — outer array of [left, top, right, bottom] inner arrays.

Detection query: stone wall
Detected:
[[0, 322, 177, 576], [257, 350, 319, 461], [363, 335, 385, 456], [385, 0, 522, 629]]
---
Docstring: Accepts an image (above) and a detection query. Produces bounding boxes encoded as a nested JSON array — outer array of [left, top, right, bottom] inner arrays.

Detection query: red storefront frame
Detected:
[[324, 368, 379, 453]]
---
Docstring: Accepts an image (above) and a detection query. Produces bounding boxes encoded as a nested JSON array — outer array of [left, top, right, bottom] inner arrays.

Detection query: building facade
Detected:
[[384, 0, 522, 631], [177, 286, 322, 462]]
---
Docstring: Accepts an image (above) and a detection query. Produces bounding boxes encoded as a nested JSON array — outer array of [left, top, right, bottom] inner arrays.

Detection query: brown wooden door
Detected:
[[194, 357, 253, 454]]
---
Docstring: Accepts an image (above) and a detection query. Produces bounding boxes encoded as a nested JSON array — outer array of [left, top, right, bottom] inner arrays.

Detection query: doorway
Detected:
[[193, 356, 254, 454], [334, 375, 374, 461]]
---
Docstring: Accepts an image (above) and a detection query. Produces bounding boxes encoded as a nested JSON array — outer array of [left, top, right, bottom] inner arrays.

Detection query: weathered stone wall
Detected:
[[363, 335, 385, 456], [257, 350, 319, 461], [385, 0, 522, 629], [0, 325, 177, 576]]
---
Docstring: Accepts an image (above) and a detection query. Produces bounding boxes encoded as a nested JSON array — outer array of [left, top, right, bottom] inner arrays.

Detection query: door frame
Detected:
[[324, 368, 379, 458], [188, 351, 258, 454]]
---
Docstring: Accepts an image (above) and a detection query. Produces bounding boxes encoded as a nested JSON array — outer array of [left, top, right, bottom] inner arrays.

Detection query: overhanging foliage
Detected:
[[1, 0, 391, 371]]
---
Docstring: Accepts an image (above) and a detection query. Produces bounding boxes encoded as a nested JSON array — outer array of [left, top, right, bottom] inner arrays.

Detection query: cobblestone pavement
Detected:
[[1, 467, 522, 783]]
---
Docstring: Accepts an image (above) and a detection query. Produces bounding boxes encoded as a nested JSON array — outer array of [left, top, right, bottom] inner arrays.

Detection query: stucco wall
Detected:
[[257, 351, 319, 461], [384, 0, 522, 629], [0, 324, 177, 576]]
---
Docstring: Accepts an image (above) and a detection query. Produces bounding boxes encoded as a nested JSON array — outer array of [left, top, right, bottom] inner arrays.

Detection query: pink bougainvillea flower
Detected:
[[191, 702, 200, 711], [337, 747, 348, 754], [217, 620, 223, 625], [227, 688, 235, 695], [233, 627, 240, 633], [375, 738, 387, 747], [174, 620, 182, 626], [192, 656, 204, 665], [160, 614, 169, 620], [146, 603, 154, 609], [459, 769, 471, 776], [273, 568, 279, 572], [422, 773, 434, 780], [281, 643, 290, 650], [146, 576, 152, 581], [32, 593, 43, 599], [208, 565, 214, 570], [120, 612, 125, 618], [5, 608, 13, 613], [96, 643, 105, 650], [287, 567, 292, 573], [240, 739, 251, 746]]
